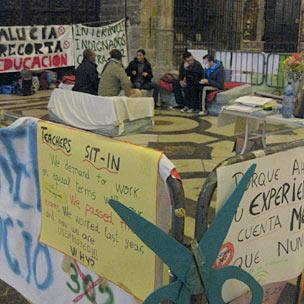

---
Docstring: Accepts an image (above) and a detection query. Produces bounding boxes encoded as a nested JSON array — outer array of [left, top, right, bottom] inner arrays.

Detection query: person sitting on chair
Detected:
[[126, 49, 159, 106], [199, 54, 225, 116], [18, 69, 33, 96]]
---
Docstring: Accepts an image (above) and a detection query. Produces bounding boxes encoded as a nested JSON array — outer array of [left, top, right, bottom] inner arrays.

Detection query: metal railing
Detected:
[[215, 50, 265, 86], [266, 53, 291, 89], [179, 47, 293, 90]]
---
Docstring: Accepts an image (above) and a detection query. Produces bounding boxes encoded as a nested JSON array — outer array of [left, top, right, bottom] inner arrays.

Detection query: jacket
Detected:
[[205, 60, 225, 90], [73, 58, 99, 95], [179, 60, 204, 85], [98, 59, 132, 96], [126, 58, 153, 86]]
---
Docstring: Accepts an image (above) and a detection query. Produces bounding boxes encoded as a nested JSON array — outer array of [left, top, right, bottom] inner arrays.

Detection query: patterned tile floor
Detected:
[[122, 108, 304, 303], [1, 106, 304, 303], [123, 109, 304, 240]]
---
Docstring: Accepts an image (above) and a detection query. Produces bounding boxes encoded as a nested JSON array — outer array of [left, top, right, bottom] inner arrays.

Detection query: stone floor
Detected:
[[123, 109, 304, 241], [121, 108, 304, 304], [0, 102, 304, 303]]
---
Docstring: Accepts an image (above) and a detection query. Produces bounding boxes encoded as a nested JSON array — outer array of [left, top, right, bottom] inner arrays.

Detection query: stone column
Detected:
[[155, 0, 175, 76], [100, 0, 174, 77], [138, 0, 174, 77], [125, 0, 141, 61]]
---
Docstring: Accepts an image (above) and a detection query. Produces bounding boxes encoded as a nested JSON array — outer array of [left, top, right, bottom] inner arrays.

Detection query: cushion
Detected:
[[207, 82, 243, 103]]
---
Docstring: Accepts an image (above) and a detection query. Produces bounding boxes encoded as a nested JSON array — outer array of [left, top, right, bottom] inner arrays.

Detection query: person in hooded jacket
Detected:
[[73, 49, 99, 95], [126, 49, 160, 106], [199, 54, 225, 116]]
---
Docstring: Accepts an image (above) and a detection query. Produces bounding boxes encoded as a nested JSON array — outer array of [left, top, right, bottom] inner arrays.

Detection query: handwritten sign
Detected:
[[0, 25, 74, 73], [217, 147, 304, 302], [0, 117, 138, 304], [37, 120, 162, 301], [73, 20, 128, 74]]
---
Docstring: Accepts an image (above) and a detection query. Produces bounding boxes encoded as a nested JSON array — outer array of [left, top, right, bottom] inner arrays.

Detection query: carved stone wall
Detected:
[[243, 0, 258, 41]]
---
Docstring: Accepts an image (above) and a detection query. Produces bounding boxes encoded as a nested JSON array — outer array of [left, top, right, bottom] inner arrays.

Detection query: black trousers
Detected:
[[21, 79, 33, 96], [173, 80, 200, 110], [133, 81, 160, 105]]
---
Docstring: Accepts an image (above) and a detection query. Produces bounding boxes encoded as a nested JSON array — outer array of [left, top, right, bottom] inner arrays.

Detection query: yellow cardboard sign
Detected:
[[37, 121, 162, 301]]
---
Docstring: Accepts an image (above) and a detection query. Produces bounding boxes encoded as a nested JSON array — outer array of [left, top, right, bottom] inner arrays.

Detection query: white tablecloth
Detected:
[[48, 89, 154, 134]]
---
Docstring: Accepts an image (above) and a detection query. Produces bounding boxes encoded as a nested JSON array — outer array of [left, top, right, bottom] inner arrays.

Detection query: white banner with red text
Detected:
[[0, 25, 74, 73]]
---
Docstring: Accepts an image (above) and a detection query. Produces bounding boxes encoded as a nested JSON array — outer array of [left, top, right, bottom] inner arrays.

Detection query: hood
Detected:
[[206, 60, 222, 77]]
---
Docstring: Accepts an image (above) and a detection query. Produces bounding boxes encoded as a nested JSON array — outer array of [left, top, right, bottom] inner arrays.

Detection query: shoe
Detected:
[[180, 107, 189, 112], [168, 106, 174, 110], [187, 108, 194, 113], [198, 110, 208, 116]]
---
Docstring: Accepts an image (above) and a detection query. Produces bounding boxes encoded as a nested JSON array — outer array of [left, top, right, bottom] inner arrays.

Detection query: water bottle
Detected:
[[282, 82, 295, 118]]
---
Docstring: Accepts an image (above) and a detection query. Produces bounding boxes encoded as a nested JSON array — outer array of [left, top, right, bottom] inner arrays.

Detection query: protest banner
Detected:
[[37, 120, 162, 301], [73, 20, 128, 74], [216, 147, 304, 302], [0, 117, 138, 304], [0, 25, 74, 73]]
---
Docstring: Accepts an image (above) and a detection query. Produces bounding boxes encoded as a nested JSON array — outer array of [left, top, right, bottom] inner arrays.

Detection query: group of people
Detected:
[[173, 51, 225, 115], [73, 48, 225, 116], [73, 48, 159, 102]]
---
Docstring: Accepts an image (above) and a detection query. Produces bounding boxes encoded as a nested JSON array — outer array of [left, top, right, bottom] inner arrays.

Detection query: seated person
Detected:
[[158, 72, 179, 109], [126, 49, 159, 106], [73, 49, 99, 95], [18, 69, 33, 96], [99, 49, 133, 97], [199, 54, 225, 116], [173, 51, 204, 113]]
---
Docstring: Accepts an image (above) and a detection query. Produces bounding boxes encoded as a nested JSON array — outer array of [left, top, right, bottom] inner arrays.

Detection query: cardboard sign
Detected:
[[73, 20, 128, 74], [0, 25, 74, 73], [217, 147, 304, 302], [0, 117, 138, 304], [37, 120, 162, 301]]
